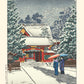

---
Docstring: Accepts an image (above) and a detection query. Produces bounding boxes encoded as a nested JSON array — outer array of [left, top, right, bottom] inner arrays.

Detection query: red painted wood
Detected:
[[26, 48, 31, 51], [42, 51, 44, 61], [35, 48, 40, 50], [33, 52, 35, 60], [19, 57, 24, 62], [25, 31, 30, 36], [41, 48, 44, 50], [44, 53, 54, 55], [21, 46, 55, 62], [57, 42, 60, 44]]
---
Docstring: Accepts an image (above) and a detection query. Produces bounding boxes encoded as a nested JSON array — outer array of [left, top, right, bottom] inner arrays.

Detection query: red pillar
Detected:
[[42, 51, 44, 62], [33, 52, 35, 60]]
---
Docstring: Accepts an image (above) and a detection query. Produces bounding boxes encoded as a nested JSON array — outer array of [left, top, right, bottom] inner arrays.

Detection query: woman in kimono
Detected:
[[60, 57, 65, 74], [53, 58, 58, 75]]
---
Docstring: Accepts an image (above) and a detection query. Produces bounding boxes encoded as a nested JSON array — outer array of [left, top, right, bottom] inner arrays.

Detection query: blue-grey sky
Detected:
[[14, 0, 75, 25]]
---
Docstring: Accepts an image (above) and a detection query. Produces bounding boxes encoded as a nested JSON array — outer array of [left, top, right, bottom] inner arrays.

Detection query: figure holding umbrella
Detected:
[[60, 56, 65, 74], [48, 54, 60, 75], [53, 58, 58, 75], [60, 54, 68, 74]]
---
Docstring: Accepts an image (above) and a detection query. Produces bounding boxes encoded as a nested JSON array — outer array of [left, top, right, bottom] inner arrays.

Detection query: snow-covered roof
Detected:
[[22, 37, 53, 46], [23, 25, 53, 39], [44, 50, 55, 53]]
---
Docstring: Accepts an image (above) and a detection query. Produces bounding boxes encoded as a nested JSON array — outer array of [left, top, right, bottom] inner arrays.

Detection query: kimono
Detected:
[[53, 60, 58, 75], [60, 59, 64, 74]]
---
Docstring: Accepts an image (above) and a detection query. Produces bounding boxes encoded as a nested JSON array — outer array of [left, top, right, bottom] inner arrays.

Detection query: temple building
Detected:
[[20, 24, 60, 62]]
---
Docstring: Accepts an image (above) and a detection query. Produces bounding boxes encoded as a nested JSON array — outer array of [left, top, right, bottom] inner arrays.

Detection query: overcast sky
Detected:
[[14, 0, 75, 25]]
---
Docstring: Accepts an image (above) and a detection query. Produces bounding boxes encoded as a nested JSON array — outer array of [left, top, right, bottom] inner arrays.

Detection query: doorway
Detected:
[[35, 52, 42, 62]]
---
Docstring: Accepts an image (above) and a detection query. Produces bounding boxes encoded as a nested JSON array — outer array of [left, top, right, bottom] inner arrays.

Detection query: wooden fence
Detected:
[[64, 60, 76, 67], [8, 62, 20, 71]]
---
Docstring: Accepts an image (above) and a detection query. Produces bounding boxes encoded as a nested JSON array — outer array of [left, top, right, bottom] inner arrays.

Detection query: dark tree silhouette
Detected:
[[32, 13, 43, 23], [25, 15, 31, 24], [18, 19, 24, 24]]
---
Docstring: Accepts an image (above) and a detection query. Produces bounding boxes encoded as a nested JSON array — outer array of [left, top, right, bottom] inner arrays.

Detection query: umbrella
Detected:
[[60, 54, 68, 57], [48, 54, 60, 59]]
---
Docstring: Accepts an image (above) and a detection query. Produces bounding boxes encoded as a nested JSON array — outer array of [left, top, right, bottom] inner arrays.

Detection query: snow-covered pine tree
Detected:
[[7, 0, 26, 60], [40, 27, 51, 38], [51, 7, 71, 40], [57, 5, 76, 59]]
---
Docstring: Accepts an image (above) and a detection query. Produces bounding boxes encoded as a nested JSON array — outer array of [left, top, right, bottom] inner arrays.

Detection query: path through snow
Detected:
[[8, 60, 76, 84]]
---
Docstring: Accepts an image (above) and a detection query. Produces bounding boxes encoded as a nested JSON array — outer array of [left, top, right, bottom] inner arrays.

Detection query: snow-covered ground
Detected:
[[7, 59, 76, 84], [8, 68, 34, 84]]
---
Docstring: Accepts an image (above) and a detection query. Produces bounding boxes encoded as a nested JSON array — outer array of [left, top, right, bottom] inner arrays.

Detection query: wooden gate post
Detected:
[[9, 64, 11, 71]]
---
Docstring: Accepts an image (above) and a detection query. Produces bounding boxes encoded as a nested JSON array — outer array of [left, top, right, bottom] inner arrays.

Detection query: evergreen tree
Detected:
[[18, 19, 24, 24], [40, 28, 51, 38], [57, 5, 76, 59], [24, 15, 31, 24], [32, 13, 43, 23], [51, 7, 71, 40], [7, 0, 26, 60]]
